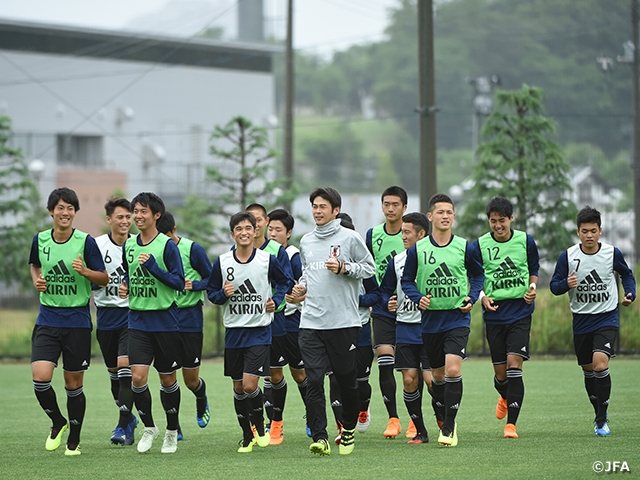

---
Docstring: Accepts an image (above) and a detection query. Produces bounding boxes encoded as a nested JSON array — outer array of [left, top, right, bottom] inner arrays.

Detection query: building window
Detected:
[[57, 135, 104, 166]]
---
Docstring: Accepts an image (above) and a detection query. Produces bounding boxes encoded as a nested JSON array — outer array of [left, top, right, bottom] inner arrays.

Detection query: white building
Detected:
[[0, 18, 278, 235]]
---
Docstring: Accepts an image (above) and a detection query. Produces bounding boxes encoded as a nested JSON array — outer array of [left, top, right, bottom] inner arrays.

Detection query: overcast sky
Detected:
[[1, 0, 398, 54]]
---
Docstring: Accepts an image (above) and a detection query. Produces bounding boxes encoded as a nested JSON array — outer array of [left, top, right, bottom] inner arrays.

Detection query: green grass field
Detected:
[[2, 358, 638, 479]]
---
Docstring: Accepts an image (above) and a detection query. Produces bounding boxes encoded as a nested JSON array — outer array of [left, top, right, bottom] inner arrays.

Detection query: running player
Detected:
[[401, 193, 484, 447], [365, 186, 408, 438], [474, 197, 539, 439], [118, 192, 185, 454], [380, 212, 433, 444], [93, 196, 138, 446], [30, 187, 108, 455], [157, 212, 212, 432], [207, 211, 291, 453], [550, 205, 635, 436]]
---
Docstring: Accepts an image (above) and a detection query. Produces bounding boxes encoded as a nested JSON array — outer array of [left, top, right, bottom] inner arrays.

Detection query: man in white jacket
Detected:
[[290, 187, 376, 456]]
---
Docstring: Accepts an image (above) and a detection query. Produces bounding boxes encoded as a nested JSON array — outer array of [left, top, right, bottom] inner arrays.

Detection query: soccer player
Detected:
[[30, 187, 108, 456], [207, 211, 291, 453], [291, 187, 376, 456], [550, 206, 635, 436], [267, 208, 310, 443], [401, 193, 484, 447], [157, 212, 212, 432], [365, 186, 407, 437], [328, 212, 379, 444], [245, 204, 294, 439], [474, 197, 539, 439], [118, 192, 185, 454], [93, 196, 138, 446], [380, 212, 433, 444]]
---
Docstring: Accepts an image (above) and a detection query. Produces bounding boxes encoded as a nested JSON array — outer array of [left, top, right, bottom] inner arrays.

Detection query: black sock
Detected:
[[297, 377, 308, 406], [247, 388, 265, 434], [132, 383, 154, 427], [378, 355, 398, 418], [263, 380, 273, 424], [328, 373, 344, 426], [431, 379, 445, 424], [193, 378, 208, 417], [583, 370, 598, 416], [33, 381, 66, 427], [357, 378, 372, 412], [494, 375, 508, 399], [506, 368, 524, 425], [234, 391, 252, 439], [160, 382, 181, 431], [271, 379, 287, 422], [109, 371, 120, 404], [117, 368, 133, 429], [404, 389, 427, 437], [66, 386, 86, 447], [443, 376, 462, 435], [594, 368, 611, 428]]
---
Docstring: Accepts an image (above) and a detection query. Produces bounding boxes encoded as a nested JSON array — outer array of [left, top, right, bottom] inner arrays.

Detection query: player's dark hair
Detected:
[[309, 187, 341, 210], [381, 186, 408, 206], [230, 211, 257, 231], [47, 187, 80, 212], [104, 196, 131, 217], [485, 196, 513, 218], [156, 211, 176, 235], [428, 193, 454, 212], [576, 205, 601, 228], [245, 203, 267, 218], [131, 192, 165, 216], [268, 208, 294, 231], [337, 212, 355, 230], [402, 212, 430, 235]]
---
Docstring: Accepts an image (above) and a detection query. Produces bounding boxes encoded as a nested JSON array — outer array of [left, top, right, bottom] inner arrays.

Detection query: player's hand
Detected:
[[387, 295, 398, 312], [418, 294, 431, 310], [459, 296, 473, 313], [119, 280, 129, 298], [325, 258, 341, 274], [285, 292, 305, 303], [184, 278, 193, 291], [266, 298, 276, 312], [524, 285, 537, 304], [34, 273, 47, 292], [481, 295, 498, 311], [138, 253, 151, 265], [72, 254, 87, 276], [567, 270, 578, 289], [621, 292, 634, 306], [292, 284, 306, 297], [223, 279, 235, 297]]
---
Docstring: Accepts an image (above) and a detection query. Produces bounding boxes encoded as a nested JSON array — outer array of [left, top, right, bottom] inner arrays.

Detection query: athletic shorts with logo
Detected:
[[179, 331, 203, 369], [422, 327, 469, 370], [485, 315, 532, 364], [574, 327, 617, 366], [96, 327, 129, 369], [31, 325, 91, 372], [270, 334, 288, 368], [128, 329, 182, 373], [285, 331, 305, 370], [224, 344, 270, 381]]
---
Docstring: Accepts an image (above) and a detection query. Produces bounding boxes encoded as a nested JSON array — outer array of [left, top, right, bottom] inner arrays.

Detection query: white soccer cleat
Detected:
[[357, 409, 371, 433], [137, 426, 159, 453], [161, 429, 178, 453]]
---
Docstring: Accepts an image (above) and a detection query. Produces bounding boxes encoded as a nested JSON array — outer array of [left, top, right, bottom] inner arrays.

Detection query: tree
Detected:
[[0, 116, 48, 293], [206, 116, 296, 242], [457, 85, 577, 265], [175, 194, 216, 253]]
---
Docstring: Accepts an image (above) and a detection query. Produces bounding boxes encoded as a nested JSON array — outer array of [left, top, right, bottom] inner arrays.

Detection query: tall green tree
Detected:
[[0, 116, 48, 292], [457, 85, 577, 264], [175, 194, 216, 253], [206, 116, 296, 242]]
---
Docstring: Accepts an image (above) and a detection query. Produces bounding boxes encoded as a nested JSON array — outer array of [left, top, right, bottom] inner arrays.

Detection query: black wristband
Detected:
[[336, 260, 342, 275]]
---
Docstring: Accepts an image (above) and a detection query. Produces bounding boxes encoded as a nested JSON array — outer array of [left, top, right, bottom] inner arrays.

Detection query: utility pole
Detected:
[[632, 0, 640, 263], [283, 0, 294, 211], [417, 0, 437, 213]]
